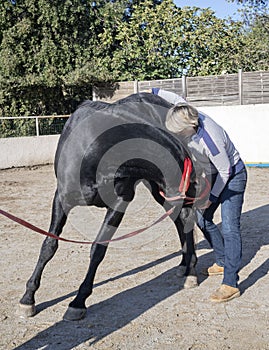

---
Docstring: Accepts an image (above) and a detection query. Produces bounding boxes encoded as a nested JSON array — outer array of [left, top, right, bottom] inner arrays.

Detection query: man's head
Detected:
[[165, 103, 199, 136]]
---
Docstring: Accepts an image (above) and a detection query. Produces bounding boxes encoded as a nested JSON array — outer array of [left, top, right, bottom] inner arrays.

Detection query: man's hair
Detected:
[[165, 103, 199, 133]]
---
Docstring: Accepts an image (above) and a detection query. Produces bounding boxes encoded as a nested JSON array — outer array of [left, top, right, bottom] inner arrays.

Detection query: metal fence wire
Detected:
[[0, 116, 69, 138]]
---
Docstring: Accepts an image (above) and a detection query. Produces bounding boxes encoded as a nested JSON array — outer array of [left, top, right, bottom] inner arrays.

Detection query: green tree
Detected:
[[174, 7, 244, 76], [0, 0, 267, 138], [228, 0, 269, 27], [99, 0, 244, 80], [236, 16, 269, 70], [229, 0, 268, 13], [0, 0, 112, 119], [227, 0, 269, 70]]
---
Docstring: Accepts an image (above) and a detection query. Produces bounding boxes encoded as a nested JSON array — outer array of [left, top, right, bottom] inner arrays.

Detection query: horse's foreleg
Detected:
[[19, 190, 68, 317], [148, 184, 197, 287], [175, 207, 198, 288], [63, 201, 128, 321]]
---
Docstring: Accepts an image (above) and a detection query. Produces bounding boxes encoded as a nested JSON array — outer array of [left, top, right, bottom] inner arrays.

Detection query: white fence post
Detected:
[[134, 80, 139, 93], [92, 88, 97, 101], [238, 69, 243, 105], [35, 117, 39, 136], [182, 75, 187, 99]]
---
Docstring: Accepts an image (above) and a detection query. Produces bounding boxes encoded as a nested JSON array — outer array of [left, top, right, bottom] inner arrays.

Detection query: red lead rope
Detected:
[[0, 207, 175, 245], [0, 158, 210, 245]]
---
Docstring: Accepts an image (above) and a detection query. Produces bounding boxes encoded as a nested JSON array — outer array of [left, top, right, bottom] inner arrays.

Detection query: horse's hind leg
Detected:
[[63, 201, 128, 321], [19, 189, 69, 317]]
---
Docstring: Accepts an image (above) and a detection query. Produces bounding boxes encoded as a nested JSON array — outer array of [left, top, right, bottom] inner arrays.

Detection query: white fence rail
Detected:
[[0, 115, 69, 137]]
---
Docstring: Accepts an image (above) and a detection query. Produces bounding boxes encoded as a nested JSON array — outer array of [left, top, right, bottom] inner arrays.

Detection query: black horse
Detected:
[[19, 93, 209, 321]]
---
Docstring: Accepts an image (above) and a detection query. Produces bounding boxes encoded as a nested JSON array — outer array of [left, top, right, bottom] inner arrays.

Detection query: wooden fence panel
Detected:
[[186, 74, 239, 106], [94, 70, 269, 106], [138, 78, 184, 96], [242, 71, 269, 105], [93, 81, 135, 103]]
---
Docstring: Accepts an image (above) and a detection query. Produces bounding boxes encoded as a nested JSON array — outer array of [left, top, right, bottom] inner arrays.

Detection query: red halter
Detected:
[[159, 157, 192, 201], [159, 157, 211, 205]]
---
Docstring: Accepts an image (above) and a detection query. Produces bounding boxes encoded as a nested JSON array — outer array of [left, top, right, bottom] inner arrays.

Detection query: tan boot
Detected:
[[202, 263, 224, 276], [210, 284, 240, 303]]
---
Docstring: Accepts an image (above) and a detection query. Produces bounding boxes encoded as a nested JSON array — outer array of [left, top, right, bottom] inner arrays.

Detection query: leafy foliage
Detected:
[[0, 0, 113, 119], [0, 0, 268, 137], [229, 0, 268, 12], [228, 0, 269, 70], [98, 1, 245, 80], [237, 16, 269, 70]]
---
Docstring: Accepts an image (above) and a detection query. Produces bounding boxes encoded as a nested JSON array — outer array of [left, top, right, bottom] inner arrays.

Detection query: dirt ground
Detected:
[[0, 164, 268, 350]]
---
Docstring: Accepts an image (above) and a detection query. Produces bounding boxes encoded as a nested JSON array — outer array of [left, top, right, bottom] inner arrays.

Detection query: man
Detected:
[[151, 88, 247, 302]]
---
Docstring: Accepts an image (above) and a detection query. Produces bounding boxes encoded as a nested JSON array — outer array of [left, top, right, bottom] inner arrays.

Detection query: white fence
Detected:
[[0, 115, 69, 137], [0, 104, 268, 169], [199, 104, 269, 166], [0, 135, 60, 169]]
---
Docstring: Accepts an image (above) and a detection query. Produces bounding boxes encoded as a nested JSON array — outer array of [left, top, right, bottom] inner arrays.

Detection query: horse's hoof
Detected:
[[176, 265, 186, 277], [18, 303, 36, 318], [183, 276, 198, 289], [63, 306, 87, 321]]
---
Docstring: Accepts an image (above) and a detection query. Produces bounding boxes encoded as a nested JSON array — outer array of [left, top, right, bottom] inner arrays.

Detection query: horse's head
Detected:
[[159, 156, 211, 208]]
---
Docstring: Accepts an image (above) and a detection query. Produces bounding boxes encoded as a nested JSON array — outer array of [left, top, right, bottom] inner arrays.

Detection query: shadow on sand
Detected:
[[14, 205, 269, 349]]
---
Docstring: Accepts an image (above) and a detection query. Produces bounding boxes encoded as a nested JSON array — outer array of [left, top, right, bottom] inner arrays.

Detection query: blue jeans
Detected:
[[197, 167, 247, 288]]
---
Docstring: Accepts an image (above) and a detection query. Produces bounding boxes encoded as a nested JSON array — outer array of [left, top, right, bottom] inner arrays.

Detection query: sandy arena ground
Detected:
[[0, 165, 268, 350]]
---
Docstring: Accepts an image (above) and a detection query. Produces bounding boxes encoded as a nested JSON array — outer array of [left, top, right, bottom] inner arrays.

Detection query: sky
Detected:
[[174, 0, 243, 19]]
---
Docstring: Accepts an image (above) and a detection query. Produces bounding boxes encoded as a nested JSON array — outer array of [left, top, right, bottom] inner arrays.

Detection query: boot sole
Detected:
[[210, 291, 241, 303]]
